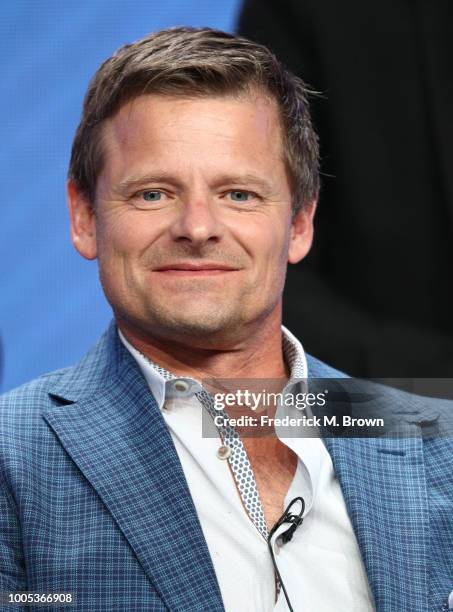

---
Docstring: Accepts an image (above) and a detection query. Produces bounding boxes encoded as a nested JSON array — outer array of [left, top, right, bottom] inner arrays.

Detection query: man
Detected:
[[0, 27, 451, 612]]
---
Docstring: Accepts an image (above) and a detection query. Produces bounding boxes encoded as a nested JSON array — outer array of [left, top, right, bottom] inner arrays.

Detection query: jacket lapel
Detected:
[[42, 326, 224, 612], [307, 356, 430, 610], [324, 434, 429, 611]]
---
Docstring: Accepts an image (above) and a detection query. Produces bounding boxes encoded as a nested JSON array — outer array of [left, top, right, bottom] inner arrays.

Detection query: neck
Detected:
[[117, 309, 289, 382]]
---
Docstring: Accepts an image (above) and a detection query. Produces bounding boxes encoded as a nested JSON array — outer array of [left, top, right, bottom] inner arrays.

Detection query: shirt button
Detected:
[[174, 379, 190, 393], [216, 445, 232, 460]]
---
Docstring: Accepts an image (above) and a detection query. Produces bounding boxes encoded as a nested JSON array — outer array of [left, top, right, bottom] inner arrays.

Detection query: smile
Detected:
[[154, 262, 240, 276], [155, 269, 236, 276]]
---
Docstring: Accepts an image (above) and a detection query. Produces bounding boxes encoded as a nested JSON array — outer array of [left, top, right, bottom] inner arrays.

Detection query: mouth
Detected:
[[154, 262, 240, 276]]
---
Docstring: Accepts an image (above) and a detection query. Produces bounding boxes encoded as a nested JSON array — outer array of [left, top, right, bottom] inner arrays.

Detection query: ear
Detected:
[[67, 180, 97, 260], [288, 199, 317, 264]]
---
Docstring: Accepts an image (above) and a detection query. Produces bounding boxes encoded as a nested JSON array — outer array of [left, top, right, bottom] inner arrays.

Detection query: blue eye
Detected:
[[142, 191, 162, 202], [229, 191, 251, 202]]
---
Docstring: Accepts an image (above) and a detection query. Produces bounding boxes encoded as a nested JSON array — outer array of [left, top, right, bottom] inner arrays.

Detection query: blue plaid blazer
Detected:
[[0, 322, 452, 611]]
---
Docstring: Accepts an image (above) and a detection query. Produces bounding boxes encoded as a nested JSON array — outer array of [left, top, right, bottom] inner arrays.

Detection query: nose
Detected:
[[170, 192, 223, 246]]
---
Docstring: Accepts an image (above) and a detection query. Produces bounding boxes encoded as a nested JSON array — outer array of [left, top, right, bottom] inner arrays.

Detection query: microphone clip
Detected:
[[269, 496, 305, 545]]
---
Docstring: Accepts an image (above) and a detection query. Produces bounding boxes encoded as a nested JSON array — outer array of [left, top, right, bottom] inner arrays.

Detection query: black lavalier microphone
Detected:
[[267, 496, 305, 612]]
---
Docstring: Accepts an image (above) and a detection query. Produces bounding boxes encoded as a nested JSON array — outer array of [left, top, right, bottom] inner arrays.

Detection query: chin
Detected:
[[148, 309, 243, 340]]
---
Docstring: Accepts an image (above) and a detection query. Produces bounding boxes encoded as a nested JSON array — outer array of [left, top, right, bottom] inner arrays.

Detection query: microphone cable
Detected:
[[267, 496, 305, 612]]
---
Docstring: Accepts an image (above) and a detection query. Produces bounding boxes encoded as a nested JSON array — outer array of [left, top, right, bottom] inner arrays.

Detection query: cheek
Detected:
[[255, 220, 290, 264], [236, 218, 290, 284], [232, 214, 287, 251], [261, 227, 292, 293], [96, 212, 149, 260]]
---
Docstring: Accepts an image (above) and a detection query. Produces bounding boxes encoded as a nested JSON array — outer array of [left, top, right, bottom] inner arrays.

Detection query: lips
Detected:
[[155, 262, 238, 272], [153, 262, 239, 278]]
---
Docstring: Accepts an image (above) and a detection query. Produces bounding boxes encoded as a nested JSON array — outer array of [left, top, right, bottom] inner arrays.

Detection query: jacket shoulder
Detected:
[[0, 367, 72, 410], [0, 322, 119, 425], [0, 322, 121, 445], [306, 354, 349, 378], [0, 368, 73, 436]]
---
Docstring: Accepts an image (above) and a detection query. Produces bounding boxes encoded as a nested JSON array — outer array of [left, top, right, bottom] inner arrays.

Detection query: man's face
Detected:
[[68, 92, 315, 346]]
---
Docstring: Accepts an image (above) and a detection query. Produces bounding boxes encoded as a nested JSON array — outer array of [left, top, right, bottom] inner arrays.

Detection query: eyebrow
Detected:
[[114, 172, 274, 195], [115, 173, 183, 195], [213, 174, 274, 192]]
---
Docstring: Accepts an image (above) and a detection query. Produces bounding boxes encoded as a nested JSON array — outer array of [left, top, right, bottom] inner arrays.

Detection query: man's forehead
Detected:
[[102, 90, 283, 143], [97, 91, 287, 184]]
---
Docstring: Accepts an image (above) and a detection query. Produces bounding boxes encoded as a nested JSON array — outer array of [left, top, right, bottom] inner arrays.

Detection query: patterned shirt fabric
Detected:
[[120, 327, 375, 611]]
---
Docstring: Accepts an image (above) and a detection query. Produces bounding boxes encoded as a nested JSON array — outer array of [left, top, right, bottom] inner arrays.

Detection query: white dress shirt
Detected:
[[119, 327, 375, 611]]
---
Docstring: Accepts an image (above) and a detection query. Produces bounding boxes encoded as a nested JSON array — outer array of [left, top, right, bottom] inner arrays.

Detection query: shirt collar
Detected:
[[118, 325, 308, 410]]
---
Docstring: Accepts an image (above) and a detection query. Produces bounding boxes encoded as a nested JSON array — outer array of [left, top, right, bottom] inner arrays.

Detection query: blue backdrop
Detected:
[[0, 1, 241, 391]]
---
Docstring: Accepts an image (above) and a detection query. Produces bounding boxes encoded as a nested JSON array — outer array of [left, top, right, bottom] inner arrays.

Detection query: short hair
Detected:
[[68, 26, 319, 213]]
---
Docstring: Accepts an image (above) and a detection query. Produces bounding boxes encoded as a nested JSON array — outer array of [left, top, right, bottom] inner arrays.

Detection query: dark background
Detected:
[[240, 0, 453, 377]]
